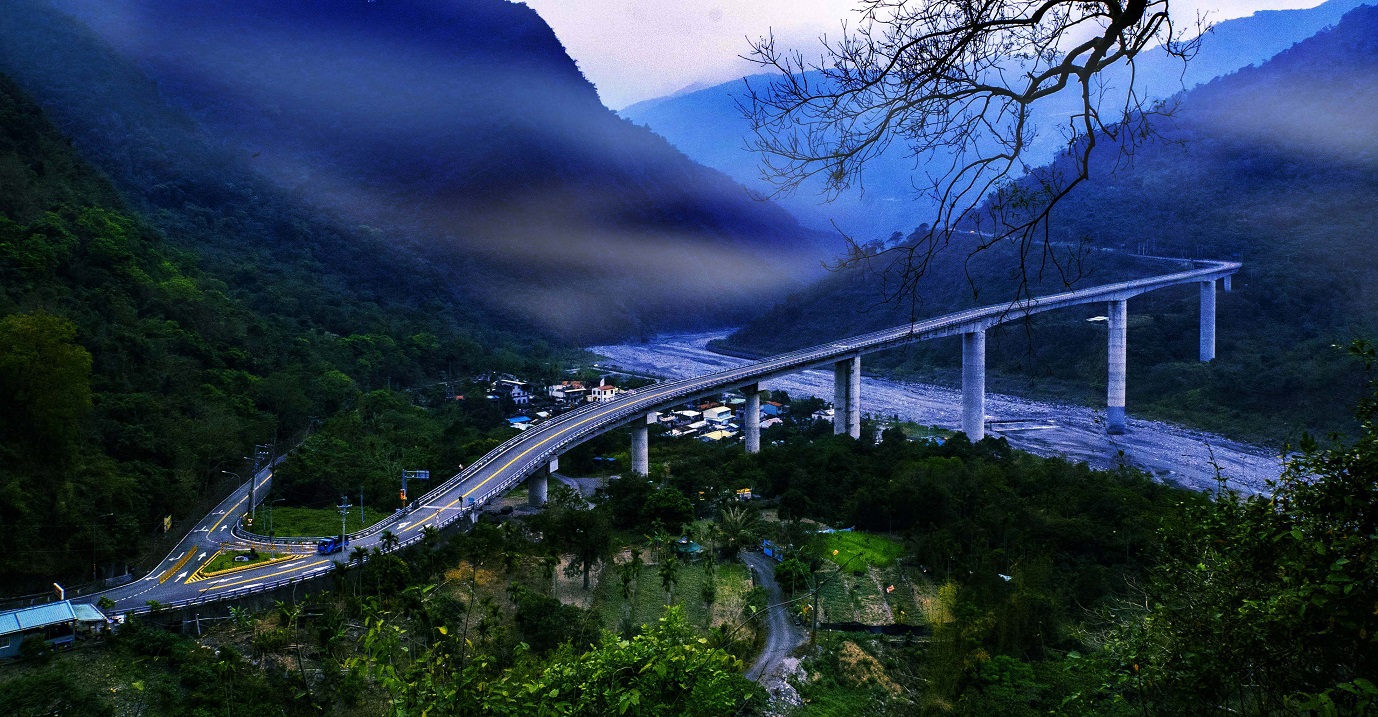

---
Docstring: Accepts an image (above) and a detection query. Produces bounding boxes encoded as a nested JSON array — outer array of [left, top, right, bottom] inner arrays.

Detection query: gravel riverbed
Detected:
[[590, 332, 1282, 494]]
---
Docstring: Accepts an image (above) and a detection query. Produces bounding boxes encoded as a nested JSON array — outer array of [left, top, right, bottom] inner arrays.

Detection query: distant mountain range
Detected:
[[621, 0, 1373, 245], [0, 0, 831, 341], [718, 4, 1378, 442]]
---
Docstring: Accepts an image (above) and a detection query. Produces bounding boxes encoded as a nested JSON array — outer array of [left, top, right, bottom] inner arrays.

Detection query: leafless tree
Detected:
[[744, 0, 1205, 307]]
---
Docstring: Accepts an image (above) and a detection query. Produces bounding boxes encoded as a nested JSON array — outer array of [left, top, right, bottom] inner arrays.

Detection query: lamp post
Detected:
[[222, 470, 250, 529]]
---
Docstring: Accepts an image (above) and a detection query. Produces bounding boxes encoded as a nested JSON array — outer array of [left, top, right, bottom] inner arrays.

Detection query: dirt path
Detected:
[[741, 551, 806, 705]]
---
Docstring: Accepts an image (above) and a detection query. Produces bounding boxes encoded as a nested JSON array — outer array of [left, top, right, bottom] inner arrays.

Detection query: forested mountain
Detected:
[[719, 5, 1378, 442], [0, 70, 570, 591], [0, 0, 828, 341], [620, 0, 1370, 245]]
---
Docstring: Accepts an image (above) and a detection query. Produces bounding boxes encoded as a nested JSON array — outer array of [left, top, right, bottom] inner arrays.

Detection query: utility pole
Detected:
[[248, 444, 272, 525], [360, 489, 365, 528], [337, 496, 352, 544]]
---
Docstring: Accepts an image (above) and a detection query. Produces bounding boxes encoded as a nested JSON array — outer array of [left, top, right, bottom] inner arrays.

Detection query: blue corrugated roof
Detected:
[[0, 601, 78, 637]]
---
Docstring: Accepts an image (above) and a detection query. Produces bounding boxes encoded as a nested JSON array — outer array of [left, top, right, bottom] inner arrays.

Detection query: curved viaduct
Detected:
[[85, 259, 1238, 614]]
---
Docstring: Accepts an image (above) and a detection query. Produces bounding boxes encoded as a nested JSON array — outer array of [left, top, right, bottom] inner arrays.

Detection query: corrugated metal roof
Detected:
[[71, 603, 108, 623], [0, 601, 77, 637]]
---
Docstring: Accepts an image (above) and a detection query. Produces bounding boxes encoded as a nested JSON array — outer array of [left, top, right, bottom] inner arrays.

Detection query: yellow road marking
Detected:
[[201, 558, 332, 592], [159, 550, 194, 584], [408, 389, 683, 531], [187, 551, 300, 583], [209, 495, 247, 532]]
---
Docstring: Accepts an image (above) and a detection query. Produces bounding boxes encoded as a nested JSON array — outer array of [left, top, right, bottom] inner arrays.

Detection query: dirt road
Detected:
[[742, 551, 806, 702]]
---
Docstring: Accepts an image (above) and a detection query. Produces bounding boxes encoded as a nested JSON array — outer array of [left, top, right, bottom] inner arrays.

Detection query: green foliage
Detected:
[[0, 70, 575, 588], [354, 604, 764, 716], [0, 670, 111, 717], [641, 486, 694, 531], [775, 557, 813, 595], [821, 531, 905, 573], [510, 584, 602, 655], [1081, 340, 1378, 714]]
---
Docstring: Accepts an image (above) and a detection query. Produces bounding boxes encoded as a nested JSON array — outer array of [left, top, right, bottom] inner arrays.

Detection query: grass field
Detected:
[[204, 549, 283, 574], [822, 531, 905, 573], [249, 506, 388, 537], [592, 555, 753, 634]]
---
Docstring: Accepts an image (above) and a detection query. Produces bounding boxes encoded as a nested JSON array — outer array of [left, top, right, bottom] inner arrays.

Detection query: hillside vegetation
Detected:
[[0, 72, 564, 591], [0, 0, 828, 341], [719, 6, 1378, 443]]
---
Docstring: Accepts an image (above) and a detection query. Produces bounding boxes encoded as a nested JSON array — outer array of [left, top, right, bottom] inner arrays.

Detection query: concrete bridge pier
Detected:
[[1107, 299, 1128, 435], [743, 384, 761, 454], [962, 330, 986, 441], [833, 356, 861, 438], [1223, 275, 1232, 292], [631, 412, 654, 476], [528, 456, 556, 507], [1200, 279, 1216, 362]]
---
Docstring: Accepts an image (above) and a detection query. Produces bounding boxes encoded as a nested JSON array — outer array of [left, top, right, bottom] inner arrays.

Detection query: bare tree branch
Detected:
[[742, 0, 1205, 311]]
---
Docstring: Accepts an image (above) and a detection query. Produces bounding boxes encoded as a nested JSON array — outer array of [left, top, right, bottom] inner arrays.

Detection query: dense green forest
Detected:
[[4, 378, 1375, 714], [719, 5, 1378, 444], [0, 72, 572, 591]]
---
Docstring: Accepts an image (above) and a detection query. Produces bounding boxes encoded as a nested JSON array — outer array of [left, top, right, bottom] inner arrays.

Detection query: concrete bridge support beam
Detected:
[[743, 384, 761, 454], [833, 361, 848, 435], [528, 472, 547, 507], [631, 412, 654, 476], [529, 457, 557, 507], [1200, 279, 1216, 362], [962, 330, 986, 441], [833, 356, 861, 438], [1107, 299, 1128, 435]]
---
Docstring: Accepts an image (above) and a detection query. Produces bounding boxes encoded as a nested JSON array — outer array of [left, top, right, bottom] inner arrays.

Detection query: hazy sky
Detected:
[[523, 0, 1330, 109]]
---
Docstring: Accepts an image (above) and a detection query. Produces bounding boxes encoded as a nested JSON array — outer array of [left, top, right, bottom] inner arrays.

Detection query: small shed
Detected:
[[0, 601, 108, 659]]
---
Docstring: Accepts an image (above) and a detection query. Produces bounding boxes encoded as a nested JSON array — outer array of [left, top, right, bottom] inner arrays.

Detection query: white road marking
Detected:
[[176, 571, 188, 582], [197, 552, 207, 561]]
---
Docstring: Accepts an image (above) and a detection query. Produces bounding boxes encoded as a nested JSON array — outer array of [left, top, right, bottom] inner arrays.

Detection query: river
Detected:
[[589, 332, 1283, 494]]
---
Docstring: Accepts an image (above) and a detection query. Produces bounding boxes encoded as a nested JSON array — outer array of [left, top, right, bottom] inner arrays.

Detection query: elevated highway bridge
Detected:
[[83, 258, 1239, 615]]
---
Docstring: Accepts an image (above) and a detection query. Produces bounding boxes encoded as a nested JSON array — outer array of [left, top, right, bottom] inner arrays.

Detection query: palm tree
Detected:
[[717, 505, 763, 558], [379, 529, 400, 552], [659, 555, 679, 605]]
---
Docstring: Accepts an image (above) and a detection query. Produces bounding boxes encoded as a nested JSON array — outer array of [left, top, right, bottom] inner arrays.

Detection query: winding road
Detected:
[[80, 259, 1245, 615]]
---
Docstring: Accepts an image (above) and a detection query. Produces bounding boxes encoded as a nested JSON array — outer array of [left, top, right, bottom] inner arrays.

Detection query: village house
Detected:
[[590, 384, 620, 403]]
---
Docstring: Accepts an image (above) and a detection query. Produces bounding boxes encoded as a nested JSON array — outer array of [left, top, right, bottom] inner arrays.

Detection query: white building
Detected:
[[590, 384, 620, 402]]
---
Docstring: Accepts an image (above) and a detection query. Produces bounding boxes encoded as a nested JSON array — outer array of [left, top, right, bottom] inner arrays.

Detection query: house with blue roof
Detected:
[[0, 600, 109, 658]]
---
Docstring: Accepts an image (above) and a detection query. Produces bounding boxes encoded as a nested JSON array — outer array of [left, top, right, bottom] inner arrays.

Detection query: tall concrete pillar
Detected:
[[743, 384, 761, 454], [529, 457, 557, 507], [1200, 279, 1216, 362], [1223, 275, 1232, 293], [631, 423, 649, 476], [833, 360, 849, 435], [528, 471, 547, 507], [847, 355, 861, 439], [1107, 299, 1128, 435], [962, 330, 986, 441]]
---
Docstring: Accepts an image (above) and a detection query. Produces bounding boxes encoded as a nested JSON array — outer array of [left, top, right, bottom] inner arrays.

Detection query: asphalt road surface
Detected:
[[742, 551, 806, 700]]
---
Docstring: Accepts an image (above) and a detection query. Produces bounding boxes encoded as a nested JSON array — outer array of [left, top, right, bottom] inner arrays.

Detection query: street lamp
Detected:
[[222, 470, 252, 529]]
